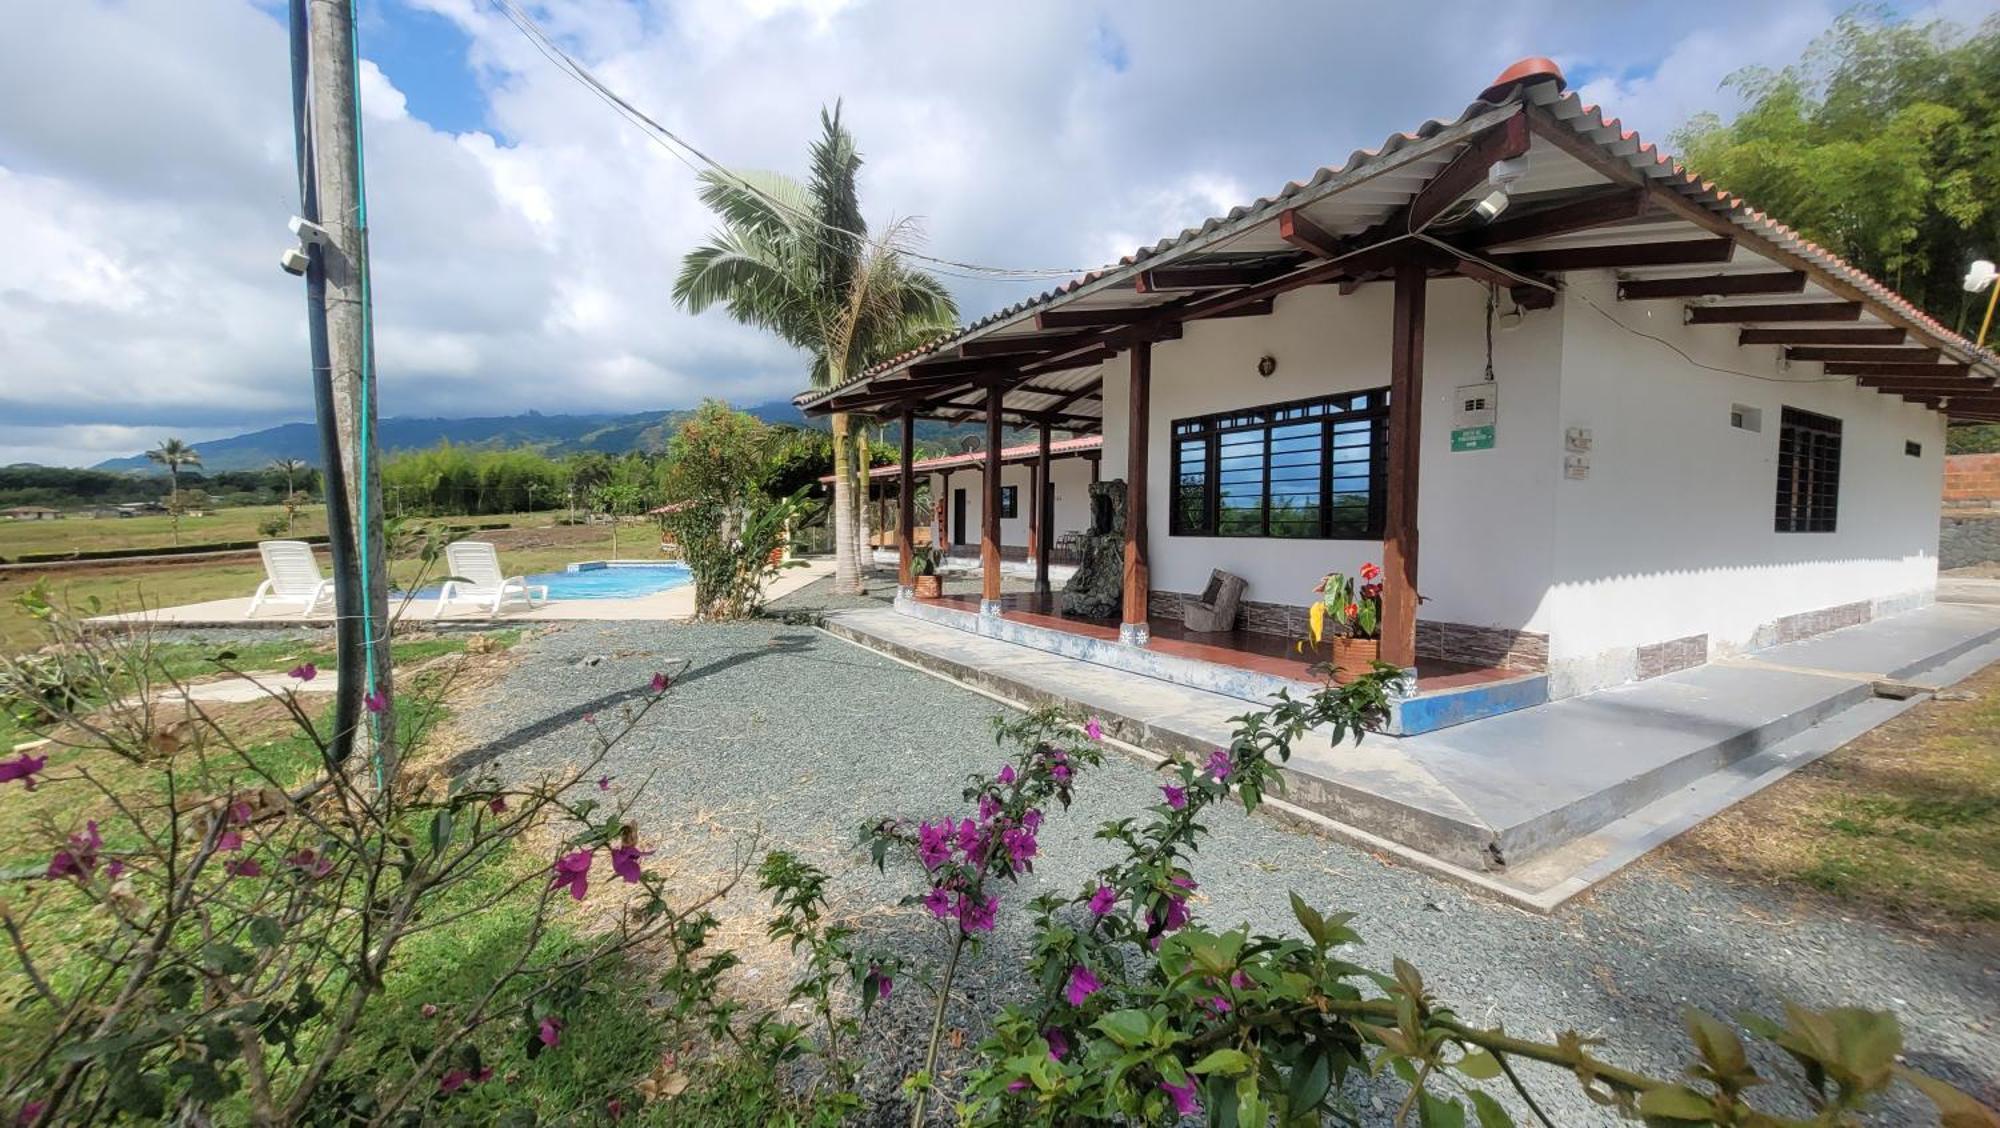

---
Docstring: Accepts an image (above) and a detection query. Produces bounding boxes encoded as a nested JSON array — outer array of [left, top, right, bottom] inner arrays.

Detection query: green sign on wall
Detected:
[[1451, 425, 1494, 452]]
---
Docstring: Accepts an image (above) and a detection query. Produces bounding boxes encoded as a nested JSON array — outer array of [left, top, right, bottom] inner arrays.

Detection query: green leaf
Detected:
[[1684, 1008, 1748, 1078], [201, 943, 254, 976], [248, 916, 284, 949], [429, 808, 454, 855], [1454, 1048, 1503, 1081], [1287, 1050, 1333, 1112], [1635, 1085, 1715, 1121], [1094, 1009, 1152, 1049], [1417, 1090, 1466, 1128], [1190, 1048, 1251, 1077], [1895, 1065, 2000, 1128], [1467, 1090, 1514, 1128]]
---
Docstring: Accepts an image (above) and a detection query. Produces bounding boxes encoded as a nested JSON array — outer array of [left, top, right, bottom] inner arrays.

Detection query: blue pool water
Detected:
[[407, 562, 692, 602]]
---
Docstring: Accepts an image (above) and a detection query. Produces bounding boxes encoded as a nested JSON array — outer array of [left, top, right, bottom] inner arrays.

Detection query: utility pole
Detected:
[[291, 0, 395, 780]]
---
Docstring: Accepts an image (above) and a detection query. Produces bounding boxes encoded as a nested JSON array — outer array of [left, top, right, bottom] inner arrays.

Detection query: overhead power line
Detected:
[[486, 0, 1118, 283]]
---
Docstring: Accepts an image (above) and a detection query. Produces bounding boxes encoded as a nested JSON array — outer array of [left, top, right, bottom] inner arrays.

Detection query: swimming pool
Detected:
[[406, 562, 692, 602]]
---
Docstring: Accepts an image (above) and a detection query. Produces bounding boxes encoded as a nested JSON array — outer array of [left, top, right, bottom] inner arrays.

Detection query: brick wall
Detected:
[[1944, 453, 2000, 506]]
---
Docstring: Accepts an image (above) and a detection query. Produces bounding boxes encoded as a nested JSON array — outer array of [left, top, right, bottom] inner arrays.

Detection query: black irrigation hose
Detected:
[[289, 0, 362, 765]]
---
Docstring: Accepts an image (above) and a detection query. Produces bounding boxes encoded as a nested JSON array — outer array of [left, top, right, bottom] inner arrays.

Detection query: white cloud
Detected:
[[0, 0, 1950, 466]]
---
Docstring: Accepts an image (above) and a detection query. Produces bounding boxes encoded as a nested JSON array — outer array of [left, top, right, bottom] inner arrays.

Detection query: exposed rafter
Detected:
[[1404, 111, 1531, 230], [1785, 346, 1940, 364], [1460, 187, 1649, 249], [1490, 237, 1735, 273], [1617, 272, 1805, 300], [1136, 261, 1297, 293], [1685, 302, 1861, 325], [1738, 327, 1905, 346], [1821, 361, 1972, 378]]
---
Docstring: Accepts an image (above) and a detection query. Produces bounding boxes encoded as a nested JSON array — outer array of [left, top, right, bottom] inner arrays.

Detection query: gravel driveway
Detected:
[[458, 582, 1998, 1125]]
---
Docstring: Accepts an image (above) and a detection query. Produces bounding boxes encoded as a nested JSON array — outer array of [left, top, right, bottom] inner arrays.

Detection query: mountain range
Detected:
[[86, 401, 992, 473]]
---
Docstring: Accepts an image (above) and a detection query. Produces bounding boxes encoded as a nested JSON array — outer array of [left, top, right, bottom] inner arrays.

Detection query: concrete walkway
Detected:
[[824, 600, 2000, 910], [84, 558, 834, 630]]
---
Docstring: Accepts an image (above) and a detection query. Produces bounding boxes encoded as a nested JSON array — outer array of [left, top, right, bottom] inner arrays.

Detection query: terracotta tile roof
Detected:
[[797, 57, 1998, 413]]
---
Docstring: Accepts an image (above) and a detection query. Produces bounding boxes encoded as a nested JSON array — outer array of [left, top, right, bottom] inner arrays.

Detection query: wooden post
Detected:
[[1382, 261, 1426, 671], [982, 386, 1004, 613], [1121, 342, 1151, 645], [938, 469, 953, 551], [897, 410, 915, 595], [1033, 424, 1052, 596]]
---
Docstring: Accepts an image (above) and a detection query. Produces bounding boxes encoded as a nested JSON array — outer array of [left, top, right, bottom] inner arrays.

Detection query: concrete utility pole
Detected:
[[295, 0, 396, 778]]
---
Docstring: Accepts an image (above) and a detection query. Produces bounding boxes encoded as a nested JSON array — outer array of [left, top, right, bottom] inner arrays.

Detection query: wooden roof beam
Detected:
[[1686, 302, 1862, 325], [1461, 187, 1650, 249], [1490, 237, 1735, 273], [1618, 272, 1805, 300], [1739, 327, 1906, 346], [1405, 111, 1532, 230], [1136, 261, 1299, 293], [1034, 305, 1179, 330], [1822, 361, 1972, 377], [1786, 346, 1941, 364], [1853, 377, 1993, 393]]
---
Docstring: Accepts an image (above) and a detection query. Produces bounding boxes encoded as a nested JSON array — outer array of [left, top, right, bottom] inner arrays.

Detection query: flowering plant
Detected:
[[1310, 560, 1383, 642]]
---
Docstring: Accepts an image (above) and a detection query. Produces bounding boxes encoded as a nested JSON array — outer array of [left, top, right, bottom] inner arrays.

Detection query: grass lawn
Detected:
[[0, 506, 576, 560], [1664, 660, 2000, 930], [0, 518, 646, 654]]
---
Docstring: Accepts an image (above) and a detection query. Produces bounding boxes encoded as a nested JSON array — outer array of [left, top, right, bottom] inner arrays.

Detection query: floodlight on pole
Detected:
[[1966, 259, 2000, 348]]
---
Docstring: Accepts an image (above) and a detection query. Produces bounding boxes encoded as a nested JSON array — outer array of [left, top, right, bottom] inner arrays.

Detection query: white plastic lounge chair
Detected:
[[247, 541, 334, 618], [433, 541, 549, 619]]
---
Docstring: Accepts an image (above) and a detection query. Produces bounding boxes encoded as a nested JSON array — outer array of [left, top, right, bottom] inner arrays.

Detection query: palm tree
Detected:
[[673, 104, 956, 594], [148, 438, 201, 546], [271, 458, 310, 533]]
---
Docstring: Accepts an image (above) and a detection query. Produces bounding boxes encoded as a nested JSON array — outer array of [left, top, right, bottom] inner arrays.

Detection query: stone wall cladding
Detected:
[[1636, 634, 1709, 680], [1150, 590, 1548, 673], [1942, 510, 2000, 569], [1773, 600, 1872, 645]]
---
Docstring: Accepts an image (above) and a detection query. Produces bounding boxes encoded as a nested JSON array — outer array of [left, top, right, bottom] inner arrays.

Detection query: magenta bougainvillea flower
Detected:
[[954, 818, 983, 859], [957, 892, 998, 933], [1088, 886, 1117, 916], [289, 663, 317, 682], [596, 775, 613, 791], [649, 671, 669, 693], [1064, 964, 1101, 1006], [978, 793, 1000, 822], [1085, 718, 1104, 741], [1207, 996, 1232, 1014], [1001, 826, 1038, 871], [606, 1096, 624, 1120], [225, 858, 263, 878], [1021, 808, 1043, 833], [1230, 970, 1251, 990], [1161, 784, 1186, 810], [1159, 1077, 1200, 1117], [608, 844, 652, 884], [997, 763, 1016, 785], [104, 858, 126, 880], [916, 821, 952, 870], [538, 1015, 563, 1048], [46, 821, 102, 880], [488, 796, 507, 815], [921, 886, 954, 920], [363, 690, 388, 714], [0, 752, 48, 790], [216, 831, 244, 852], [550, 851, 592, 901], [438, 1066, 492, 1094], [1205, 748, 1232, 781], [1044, 1027, 1069, 1061], [1050, 762, 1071, 784], [871, 966, 893, 1002], [286, 849, 334, 879]]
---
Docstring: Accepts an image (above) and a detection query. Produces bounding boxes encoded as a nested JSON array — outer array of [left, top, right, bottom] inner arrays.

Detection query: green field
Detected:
[[0, 504, 329, 558]]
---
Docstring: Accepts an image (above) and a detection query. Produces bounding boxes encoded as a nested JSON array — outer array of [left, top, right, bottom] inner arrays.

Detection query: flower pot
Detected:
[[913, 574, 942, 599], [1330, 637, 1380, 684]]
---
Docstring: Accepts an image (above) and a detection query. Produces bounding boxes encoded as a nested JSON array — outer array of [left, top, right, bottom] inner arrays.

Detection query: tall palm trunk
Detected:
[[168, 466, 181, 546], [853, 422, 873, 583], [831, 412, 862, 594]]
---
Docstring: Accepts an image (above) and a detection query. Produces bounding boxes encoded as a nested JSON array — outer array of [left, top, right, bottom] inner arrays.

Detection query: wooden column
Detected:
[[1382, 261, 1426, 671], [1033, 424, 1052, 596], [981, 386, 1004, 612], [1121, 342, 1151, 645], [897, 410, 915, 593], [938, 469, 953, 550]]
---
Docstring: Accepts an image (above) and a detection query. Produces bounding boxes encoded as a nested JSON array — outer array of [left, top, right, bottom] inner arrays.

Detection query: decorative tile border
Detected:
[[1636, 634, 1709, 680]]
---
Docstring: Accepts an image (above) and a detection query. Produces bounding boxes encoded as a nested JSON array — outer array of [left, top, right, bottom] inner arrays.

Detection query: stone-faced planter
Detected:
[[1330, 637, 1380, 683], [913, 574, 942, 599]]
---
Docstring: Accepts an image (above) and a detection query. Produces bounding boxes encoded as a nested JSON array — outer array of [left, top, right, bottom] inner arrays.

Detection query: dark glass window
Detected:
[[998, 485, 1018, 519], [1775, 407, 1840, 533], [1170, 388, 1388, 539]]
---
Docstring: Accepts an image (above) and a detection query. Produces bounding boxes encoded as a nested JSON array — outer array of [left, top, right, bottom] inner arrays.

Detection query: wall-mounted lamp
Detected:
[[1257, 354, 1278, 378], [1472, 157, 1530, 221]]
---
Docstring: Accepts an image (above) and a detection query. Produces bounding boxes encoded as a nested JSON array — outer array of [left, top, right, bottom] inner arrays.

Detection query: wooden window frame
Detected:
[[1169, 388, 1390, 540], [1774, 406, 1841, 533]]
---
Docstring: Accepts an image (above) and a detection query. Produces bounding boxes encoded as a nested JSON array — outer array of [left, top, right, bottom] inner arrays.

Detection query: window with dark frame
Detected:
[[1775, 406, 1841, 533], [998, 485, 1018, 519], [1170, 388, 1389, 540]]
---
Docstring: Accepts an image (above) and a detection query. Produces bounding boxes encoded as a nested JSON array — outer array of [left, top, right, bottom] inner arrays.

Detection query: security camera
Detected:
[[280, 247, 310, 276], [288, 215, 333, 247]]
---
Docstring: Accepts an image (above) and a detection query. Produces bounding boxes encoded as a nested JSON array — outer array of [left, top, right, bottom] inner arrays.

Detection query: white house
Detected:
[[799, 58, 1997, 723]]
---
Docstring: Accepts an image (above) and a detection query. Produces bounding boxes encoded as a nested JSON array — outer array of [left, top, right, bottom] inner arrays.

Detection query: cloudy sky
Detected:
[[1, 0, 1990, 467]]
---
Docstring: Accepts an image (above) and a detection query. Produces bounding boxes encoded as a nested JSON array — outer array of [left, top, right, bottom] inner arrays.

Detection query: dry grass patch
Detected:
[[1661, 661, 2000, 934]]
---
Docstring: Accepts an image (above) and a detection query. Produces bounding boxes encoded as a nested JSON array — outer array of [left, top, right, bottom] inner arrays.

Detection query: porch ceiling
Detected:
[[797, 63, 2000, 429]]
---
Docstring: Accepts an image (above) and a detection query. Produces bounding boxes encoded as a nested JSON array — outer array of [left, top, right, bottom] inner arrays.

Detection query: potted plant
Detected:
[[910, 544, 943, 599], [1307, 562, 1383, 684]]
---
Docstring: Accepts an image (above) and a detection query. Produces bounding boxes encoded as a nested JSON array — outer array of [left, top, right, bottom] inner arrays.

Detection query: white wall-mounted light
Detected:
[[1474, 157, 1530, 221]]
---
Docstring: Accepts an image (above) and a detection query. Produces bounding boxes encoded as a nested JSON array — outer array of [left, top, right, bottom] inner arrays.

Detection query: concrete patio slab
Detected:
[[821, 600, 2000, 911], [82, 559, 834, 631]]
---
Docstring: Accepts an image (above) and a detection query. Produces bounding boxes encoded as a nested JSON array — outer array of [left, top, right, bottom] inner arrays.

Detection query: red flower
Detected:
[[1359, 562, 1381, 582], [1343, 602, 1359, 619]]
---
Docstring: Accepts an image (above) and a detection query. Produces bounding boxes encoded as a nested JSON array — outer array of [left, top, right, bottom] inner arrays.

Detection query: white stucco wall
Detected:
[[931, 456, 1094, 550], [1101, 278, 1562, 628], [1544, 271, 1944, 694]]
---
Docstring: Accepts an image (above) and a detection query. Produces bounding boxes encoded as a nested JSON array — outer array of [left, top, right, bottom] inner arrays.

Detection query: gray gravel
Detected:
[[457, 582, 1999, 1125]]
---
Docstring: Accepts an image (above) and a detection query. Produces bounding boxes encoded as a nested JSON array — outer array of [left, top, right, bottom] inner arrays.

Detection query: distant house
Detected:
[[798, 57, 1994, 714], [4, 506, 62, 521], [116, 501, 168, 516]]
